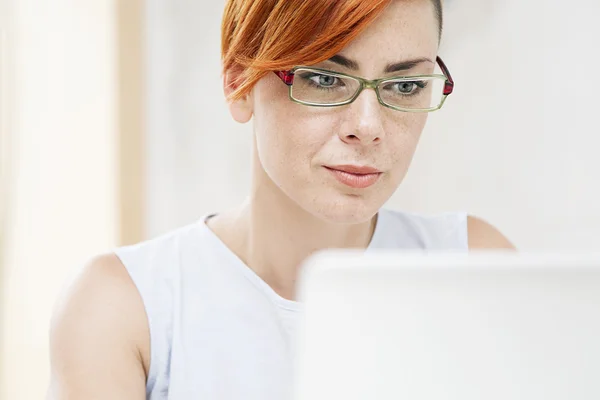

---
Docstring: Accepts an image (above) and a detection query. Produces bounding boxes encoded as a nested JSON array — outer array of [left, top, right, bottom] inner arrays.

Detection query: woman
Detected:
[[48, 0, 514, 399]]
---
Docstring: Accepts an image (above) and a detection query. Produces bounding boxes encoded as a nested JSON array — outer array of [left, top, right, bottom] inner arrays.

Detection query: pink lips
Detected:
[[324, 165, 382, 189]]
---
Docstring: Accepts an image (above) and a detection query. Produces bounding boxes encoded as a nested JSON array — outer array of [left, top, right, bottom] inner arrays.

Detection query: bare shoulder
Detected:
[[467, 215, 516, 250], [48, 253, 150, 399]]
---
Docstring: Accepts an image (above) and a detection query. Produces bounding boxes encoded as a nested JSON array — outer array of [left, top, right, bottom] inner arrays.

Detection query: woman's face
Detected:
[[236, 0, 440, 223]]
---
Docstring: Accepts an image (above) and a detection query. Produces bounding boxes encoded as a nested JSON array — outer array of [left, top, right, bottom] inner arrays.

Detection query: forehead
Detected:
[[338, 0, 438, 66]]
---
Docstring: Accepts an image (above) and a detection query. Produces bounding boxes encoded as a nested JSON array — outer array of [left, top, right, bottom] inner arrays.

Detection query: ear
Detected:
[[223, 68, 253, 124]]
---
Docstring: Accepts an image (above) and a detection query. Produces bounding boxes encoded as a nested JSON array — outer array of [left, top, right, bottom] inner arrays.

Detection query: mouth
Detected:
[[324, 164, 383, 189]]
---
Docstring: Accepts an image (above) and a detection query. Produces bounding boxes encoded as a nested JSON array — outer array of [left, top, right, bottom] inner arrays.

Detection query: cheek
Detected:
[[386, 113, 428, 164], [256, 104, 337, 168], [254, 105, 339, 190]]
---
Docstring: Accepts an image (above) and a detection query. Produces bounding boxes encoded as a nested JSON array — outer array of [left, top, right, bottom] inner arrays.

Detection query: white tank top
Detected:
[[114, 208, 468, 400]]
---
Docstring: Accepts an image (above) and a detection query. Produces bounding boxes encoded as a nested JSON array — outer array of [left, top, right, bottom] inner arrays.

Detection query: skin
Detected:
[[47, 1, 514, 398]]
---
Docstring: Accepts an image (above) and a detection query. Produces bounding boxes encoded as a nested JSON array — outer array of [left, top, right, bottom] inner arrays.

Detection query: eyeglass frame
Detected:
[[274, 56, 454, 113]]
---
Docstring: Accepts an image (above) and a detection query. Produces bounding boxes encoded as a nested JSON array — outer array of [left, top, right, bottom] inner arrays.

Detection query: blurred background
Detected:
[[1, 0, 599, 398]]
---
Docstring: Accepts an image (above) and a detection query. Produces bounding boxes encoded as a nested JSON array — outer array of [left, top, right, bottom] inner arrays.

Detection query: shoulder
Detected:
[[115, 220, 204, 267], [49, 253, 150, 395], [377, 209, 469, 250], [379, 209, 515, 251], [467, 215, 516, 250], [50, 253, 149, 346]]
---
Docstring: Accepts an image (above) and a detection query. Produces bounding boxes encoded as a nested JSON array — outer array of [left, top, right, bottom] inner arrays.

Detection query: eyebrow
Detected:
[[327, 55, 434, 74], [328, 55, 360, 70]]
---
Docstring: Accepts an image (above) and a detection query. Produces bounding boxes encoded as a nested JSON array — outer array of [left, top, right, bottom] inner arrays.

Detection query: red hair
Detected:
[[221, 0, 393, 101]]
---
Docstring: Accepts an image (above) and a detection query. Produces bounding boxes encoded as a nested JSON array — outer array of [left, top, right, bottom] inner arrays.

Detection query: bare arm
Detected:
[[47, 254, 150, 400]]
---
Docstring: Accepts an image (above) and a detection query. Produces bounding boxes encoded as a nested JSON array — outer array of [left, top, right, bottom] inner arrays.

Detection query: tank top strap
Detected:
[[369, 208, 469, 251]]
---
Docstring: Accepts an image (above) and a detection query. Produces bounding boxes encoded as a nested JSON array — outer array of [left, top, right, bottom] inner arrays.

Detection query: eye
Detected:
[[381, 79, 428, 96], [310, 74, 339, 88], [395, 81, 418, 94]]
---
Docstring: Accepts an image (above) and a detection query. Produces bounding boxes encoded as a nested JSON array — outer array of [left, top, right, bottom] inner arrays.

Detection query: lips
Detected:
[[324, 164, 382, 189]]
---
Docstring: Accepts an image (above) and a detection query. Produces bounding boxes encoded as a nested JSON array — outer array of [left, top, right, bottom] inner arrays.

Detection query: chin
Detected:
[[305, 193, 382, 225]]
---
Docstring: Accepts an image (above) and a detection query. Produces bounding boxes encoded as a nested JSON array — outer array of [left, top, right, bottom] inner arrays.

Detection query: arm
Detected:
[[47, 254, 150, 400], [467, 216, 516, 250]]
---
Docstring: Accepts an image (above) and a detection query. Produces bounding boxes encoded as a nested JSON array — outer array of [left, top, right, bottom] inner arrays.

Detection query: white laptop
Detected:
[[293, 251, 600, 400]]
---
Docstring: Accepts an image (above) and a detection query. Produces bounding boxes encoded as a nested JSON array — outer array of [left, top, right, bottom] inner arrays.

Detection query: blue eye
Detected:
[[396, 82, 417, 93], [383, 80, 428, 96], [298, 72, 344, 90], [313, 74, 337, 87]]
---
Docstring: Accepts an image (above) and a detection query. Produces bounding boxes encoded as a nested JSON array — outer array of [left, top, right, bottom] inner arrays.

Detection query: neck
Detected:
[[209, 154, 377, 301]]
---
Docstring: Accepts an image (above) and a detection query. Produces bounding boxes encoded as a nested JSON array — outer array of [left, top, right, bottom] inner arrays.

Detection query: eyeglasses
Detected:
[[274, 56, 454, 113]]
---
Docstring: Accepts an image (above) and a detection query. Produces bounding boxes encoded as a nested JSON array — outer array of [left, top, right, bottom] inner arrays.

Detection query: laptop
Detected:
[[293, 251, 600, 400]]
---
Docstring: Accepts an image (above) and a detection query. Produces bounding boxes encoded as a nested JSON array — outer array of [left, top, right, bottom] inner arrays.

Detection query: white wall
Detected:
[[0, 0, 12, 394], [145, 0, 600, 250], [0, 0, 119, 398], [145, 0, 252, 237], [393, 0, 600, 250]]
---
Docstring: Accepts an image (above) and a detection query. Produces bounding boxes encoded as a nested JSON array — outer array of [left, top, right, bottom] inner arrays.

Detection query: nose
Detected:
[[338, 88, 385, 146]]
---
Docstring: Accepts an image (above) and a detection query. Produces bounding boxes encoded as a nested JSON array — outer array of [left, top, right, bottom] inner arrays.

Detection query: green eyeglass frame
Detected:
[[275, 56, 454, 113]]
